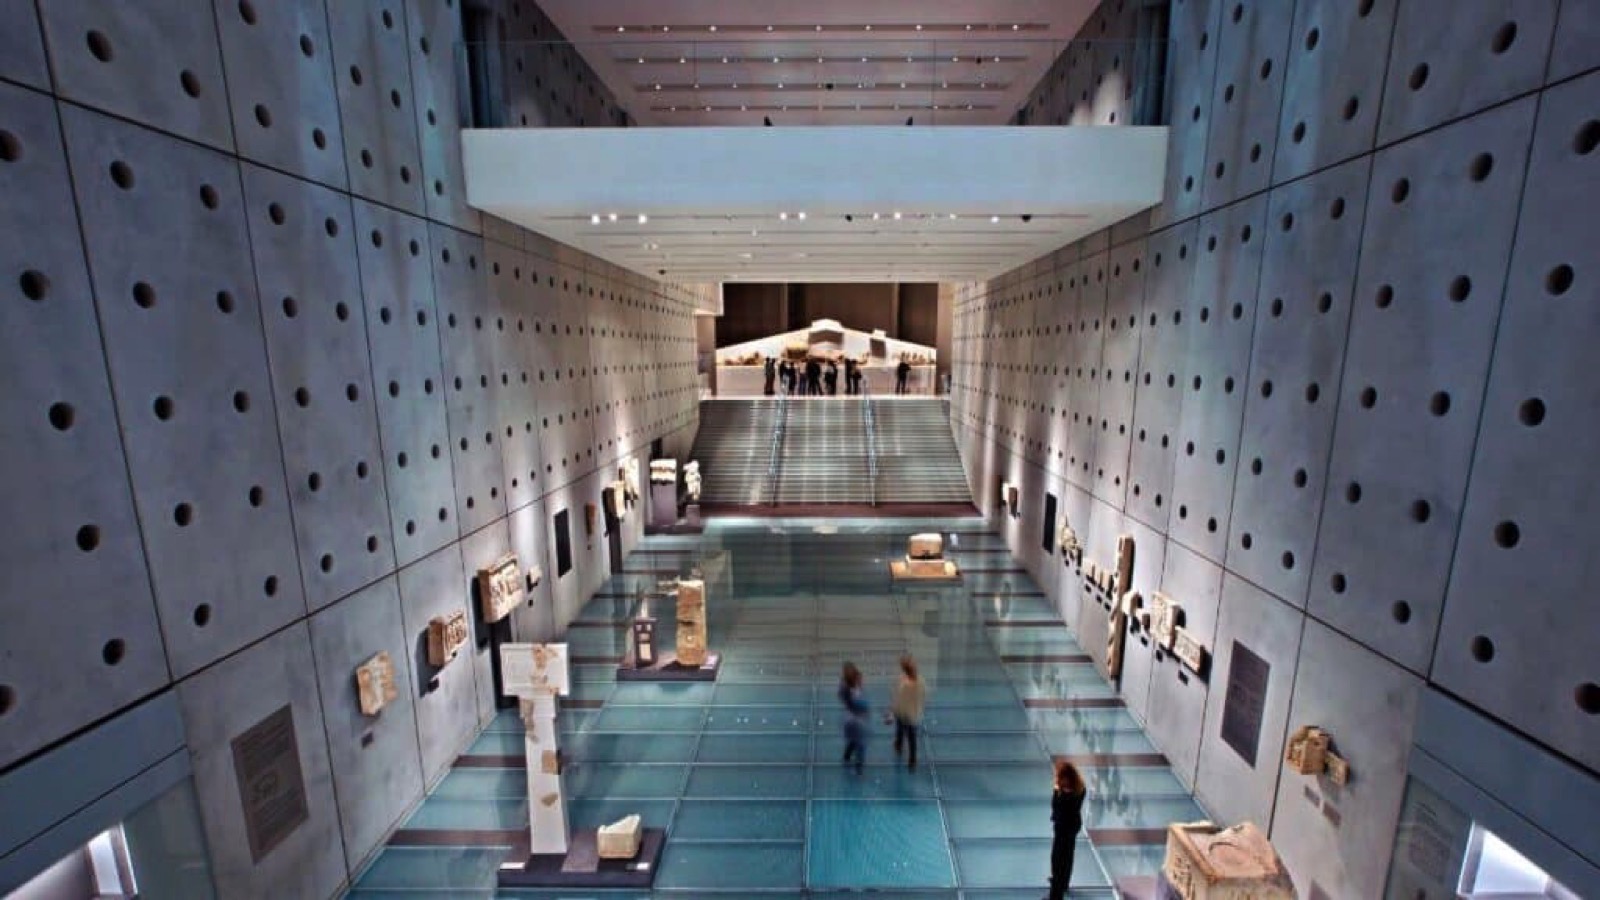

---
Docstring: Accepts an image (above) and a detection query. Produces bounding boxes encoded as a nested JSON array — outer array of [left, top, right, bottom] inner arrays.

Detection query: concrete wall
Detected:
[[950, 1, 1600, 898], [0, 1, 701, 897]]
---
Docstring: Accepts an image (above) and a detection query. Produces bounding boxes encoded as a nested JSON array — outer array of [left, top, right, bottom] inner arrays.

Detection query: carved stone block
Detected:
[[1286, 725, 1347, 783], [604, 481, 628, 521], [1149, 592, 1181, 651], [1058, 523, 1081, 560], [908, 532, 944, 559], [426, 611, 469, 667], [501, 643, 570, 697], [584, 502, 597, 536], [598, 814, 643, 859], [650, 458, 677, 484], [1162, 821, 1295, 900], [676, 579, 708, 667], [354, 651, 398, 716], [1114, 533, 1136, 594], [1172, 628, 1208, 675], [478, 554, 524, 624]]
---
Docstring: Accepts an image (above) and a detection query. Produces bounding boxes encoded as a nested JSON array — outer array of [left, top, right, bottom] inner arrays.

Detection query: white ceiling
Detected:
[[463, 125, 1167, 283], [533, 0, 1100, 127]]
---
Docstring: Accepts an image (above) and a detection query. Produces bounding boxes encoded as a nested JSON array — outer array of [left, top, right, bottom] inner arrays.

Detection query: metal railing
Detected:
[[456, 37, 1171, 130], [764, 385, 789, 506], [862, 385, 879, 507]]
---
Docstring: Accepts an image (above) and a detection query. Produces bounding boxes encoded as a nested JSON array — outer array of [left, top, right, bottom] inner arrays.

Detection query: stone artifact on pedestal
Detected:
[[683, 461, 701, 502], [355, 651, 398, 716], [501, 643, 571, 855], [676, 579, 708, 667], [908, 532, 943, 559], [649, 459, 679, 529], [1161, 820, 1295, 900], [1286, 725, 1349, 785], [427, 610, 469, 667], [478, 554, 524, 624], [597, 815, 643, 860], [892, 532, 961, 580], [622, 457, 641, 506]]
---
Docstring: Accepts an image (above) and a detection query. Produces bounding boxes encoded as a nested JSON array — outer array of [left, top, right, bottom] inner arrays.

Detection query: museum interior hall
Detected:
[[2, 1, 1598, 899]]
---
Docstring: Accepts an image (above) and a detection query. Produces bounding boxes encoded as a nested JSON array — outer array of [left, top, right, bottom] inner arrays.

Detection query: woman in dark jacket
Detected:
[[837, 662, 868, 774], [1048, 759, 1087, 899]]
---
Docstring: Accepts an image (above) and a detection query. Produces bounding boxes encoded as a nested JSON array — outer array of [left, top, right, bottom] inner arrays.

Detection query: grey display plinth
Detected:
[[616, 652, 721, 682], [650, 482, 678, 528], [496, 828, 665, 888]]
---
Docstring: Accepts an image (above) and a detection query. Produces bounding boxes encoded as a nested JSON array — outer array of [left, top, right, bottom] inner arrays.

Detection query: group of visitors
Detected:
[[762, 356, 867, 396], [836, 655, 1086, 898]]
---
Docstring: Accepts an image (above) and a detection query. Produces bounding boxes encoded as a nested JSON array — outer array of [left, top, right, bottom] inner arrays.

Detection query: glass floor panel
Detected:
[[349, 518, 1207, 896]]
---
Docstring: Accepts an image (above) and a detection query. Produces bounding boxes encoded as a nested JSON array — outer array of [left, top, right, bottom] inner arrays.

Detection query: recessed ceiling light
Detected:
[[993, 56, 1001, 63], [654, 83, 662, 90], [990, 215, 1000, 223], [751, 229, 759, 236], [779, 211, 789, 221], [608, 213, 618, 222], [709, 25, 717, 32], [722, 56, 729, 63], [740, 104, 748, 110], [638, 213, 649, 224], [893, 211, 903, 220], [773, 57, 780, 63], [670, 106, 677, 111], [965, 24, 973, 31], [815, 25, 822, 31], [663, 25, 670, 32], [637, 57, 645, 64], [797, 211, 807, 221], [1012, 24, 1020, 30], [766, 25, 773, 31], [949, 213, 958, 219], [778, 83, 784, 89], [616, 26, 625, 32], [692, 83, 700, 88], [915, 24, 923, 31], [591, 214, 601, 224], [864, 24, 872, 31], [732, 82, 739, 88], [872, 212, 881, 221]]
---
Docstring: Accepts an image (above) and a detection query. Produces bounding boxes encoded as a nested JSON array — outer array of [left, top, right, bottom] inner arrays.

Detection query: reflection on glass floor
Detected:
[[348, 517, 1207, 898]]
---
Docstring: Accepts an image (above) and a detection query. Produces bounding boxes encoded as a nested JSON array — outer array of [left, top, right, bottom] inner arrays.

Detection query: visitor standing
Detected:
[[825, 361, 839, 395], [895, 358, 911, 394], [837, 662, 868, 774], [806, 358, 823, 396], [843, 358, 857, 395], [891, 655, 926, 771], [1047, 760, 1087, 899], [763, 357, 776, 396]]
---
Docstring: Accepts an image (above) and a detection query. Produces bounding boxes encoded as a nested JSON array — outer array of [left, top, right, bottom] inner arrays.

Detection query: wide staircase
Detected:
[[873, 398, 973, 504], [692, 397, 971, 507], [773, 400, 871, 504], [689, 399, 781, 504]]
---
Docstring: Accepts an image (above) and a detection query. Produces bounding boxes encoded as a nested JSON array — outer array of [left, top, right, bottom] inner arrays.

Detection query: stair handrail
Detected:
[[765, 383, 789, 505], [862, 383, 878, 507]]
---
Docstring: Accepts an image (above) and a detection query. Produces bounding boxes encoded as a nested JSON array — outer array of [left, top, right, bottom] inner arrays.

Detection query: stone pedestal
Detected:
[[1161, 821, 1294, 900], [520, 694, 568, 855]]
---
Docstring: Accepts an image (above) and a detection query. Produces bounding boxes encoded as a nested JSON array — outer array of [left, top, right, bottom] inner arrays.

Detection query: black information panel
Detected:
[[1220, 640, 1271, 767], [231, 705, 308, 863], [554, 508, 573, 576], [1042, 493, 1057, 555]]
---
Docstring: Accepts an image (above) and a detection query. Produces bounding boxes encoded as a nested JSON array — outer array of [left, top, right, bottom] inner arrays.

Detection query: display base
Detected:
[[616, 652, 721, 682], [645, 518, 705, 536], [496, 828, 665, 888], [889, 559, 962, 582]]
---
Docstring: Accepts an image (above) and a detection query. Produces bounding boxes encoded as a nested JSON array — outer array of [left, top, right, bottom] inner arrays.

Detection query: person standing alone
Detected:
[[891, 655, 926, 771], [895, 358, 911, 394], [1047, 760, 1087, 899]]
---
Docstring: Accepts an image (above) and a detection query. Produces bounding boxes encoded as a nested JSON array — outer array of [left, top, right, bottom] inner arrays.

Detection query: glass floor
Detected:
[[348, 517, 1206, 898]]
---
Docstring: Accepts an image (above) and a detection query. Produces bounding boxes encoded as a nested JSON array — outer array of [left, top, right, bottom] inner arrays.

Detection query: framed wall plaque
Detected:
[[355, 651, 398, 716], [1221, 640, 1271, 767], [231, 705, 308, 863], [554, 509, 573, 576]]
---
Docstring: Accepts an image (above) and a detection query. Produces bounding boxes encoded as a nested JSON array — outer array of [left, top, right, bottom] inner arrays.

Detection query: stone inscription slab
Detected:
[[1220, 640, 1270, 767], [230, 705, 308, 863]]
